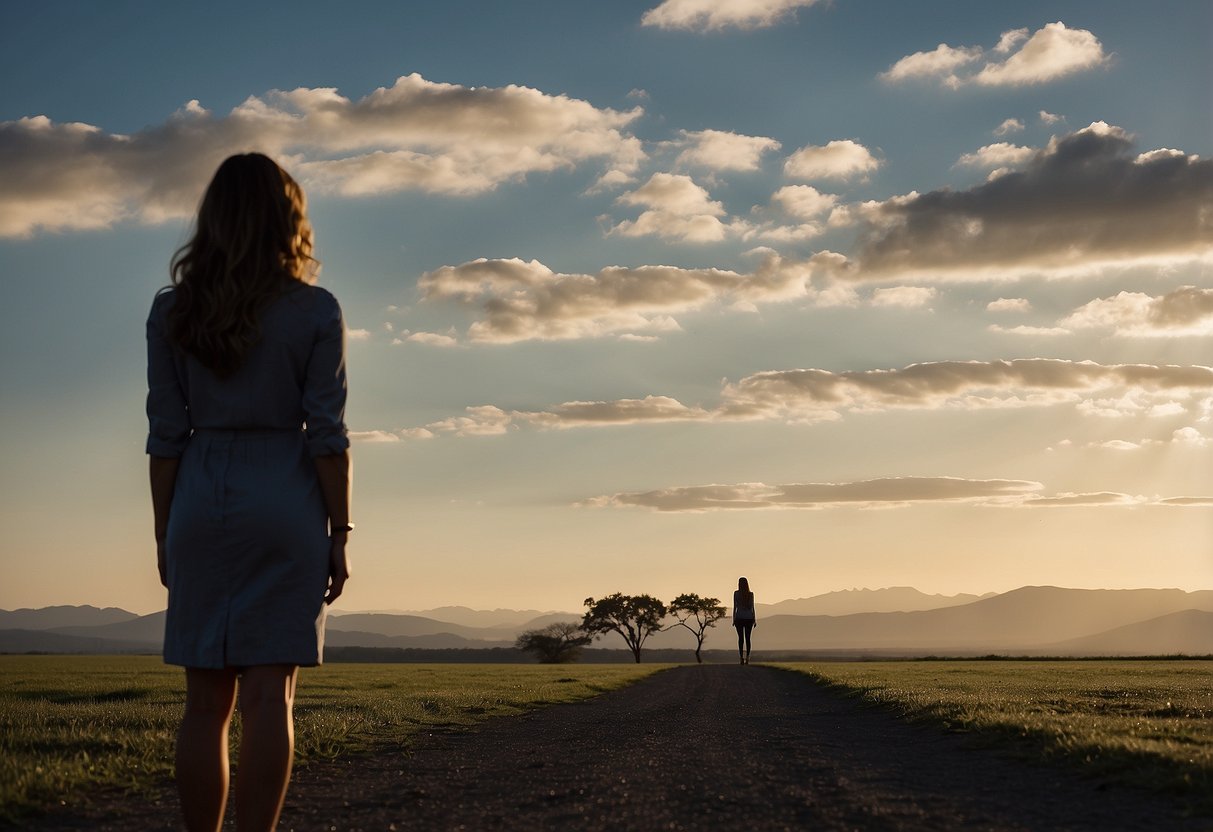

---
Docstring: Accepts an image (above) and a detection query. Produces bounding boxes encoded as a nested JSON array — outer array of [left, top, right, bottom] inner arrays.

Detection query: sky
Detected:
[[1, 0, 1210, 615]]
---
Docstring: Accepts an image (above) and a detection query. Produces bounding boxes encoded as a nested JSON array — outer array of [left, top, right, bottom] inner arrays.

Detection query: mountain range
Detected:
[[2, 586, 1209, 657]]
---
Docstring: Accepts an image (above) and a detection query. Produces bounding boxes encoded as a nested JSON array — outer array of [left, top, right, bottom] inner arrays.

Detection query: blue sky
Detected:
[[1, 0, 1210, 614]]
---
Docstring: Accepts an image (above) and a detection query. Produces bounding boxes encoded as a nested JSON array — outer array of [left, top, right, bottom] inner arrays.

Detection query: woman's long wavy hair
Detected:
[[167, 153, 318, 376], [737, 576, 753, 605]]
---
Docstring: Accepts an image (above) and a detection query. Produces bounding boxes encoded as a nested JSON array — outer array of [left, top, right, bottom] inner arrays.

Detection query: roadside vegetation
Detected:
[[777, 660, 1213, 811], [0, 655, 661, 822]]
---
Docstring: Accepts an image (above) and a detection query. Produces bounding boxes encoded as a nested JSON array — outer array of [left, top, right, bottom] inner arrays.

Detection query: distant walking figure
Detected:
[[733, 577, 757, 664], [147, 153, 352, 832]]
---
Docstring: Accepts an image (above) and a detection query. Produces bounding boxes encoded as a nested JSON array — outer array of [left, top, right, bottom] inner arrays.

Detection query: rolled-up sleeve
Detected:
[[303, 291, 350, 457], [146, 294, 191, 457]]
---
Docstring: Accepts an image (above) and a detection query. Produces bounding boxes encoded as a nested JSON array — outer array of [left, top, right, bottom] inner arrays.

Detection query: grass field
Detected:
[[0, 656, 662, 822], [777, 660, 1213, 810], [4, 657, 1211, 822]]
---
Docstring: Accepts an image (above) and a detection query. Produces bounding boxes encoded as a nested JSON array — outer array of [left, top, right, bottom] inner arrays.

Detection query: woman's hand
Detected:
[[156, 539, 168, 589], [325, 535, 350, 605]]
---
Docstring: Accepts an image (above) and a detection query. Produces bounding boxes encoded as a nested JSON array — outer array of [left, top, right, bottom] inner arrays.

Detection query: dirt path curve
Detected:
[[29, 665, 1205, 831]]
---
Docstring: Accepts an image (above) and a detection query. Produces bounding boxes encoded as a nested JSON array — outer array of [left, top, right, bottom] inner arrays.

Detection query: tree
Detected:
[[515, 621, 593, 664], [667, 593, 727, 663], [582, 593, 668, 663]]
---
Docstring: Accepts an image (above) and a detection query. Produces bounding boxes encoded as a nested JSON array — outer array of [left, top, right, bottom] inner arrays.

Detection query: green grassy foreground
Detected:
[[777, 660, 1213, 810], [0, 655, 662, 822]]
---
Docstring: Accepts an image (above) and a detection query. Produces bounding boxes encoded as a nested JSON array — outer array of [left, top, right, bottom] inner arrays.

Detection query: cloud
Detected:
[[523, 396, 711, 428], [994, 118, 1025, 136], [987, 324, 1069, 336], [349, 430, 403, 443], [641, 0, 822, 31], [956, 142, 1034, 169], [346, 328, 372, 341], [0, 74, 644, 237], [585, 476, 1167, 512], [1018, 492, 1144, 508], [987, 297, 1032, 313], [423, 397, 711, 439], [869, 286, 937, 308], [426, 405, 516, 437], [716, 359, 1213, 422], [1060, 287, 1213, 337], [823, 123, 1213, 281], [417, 251, 817, 343], [975, 23, 1109, 86], [1172, 426, 1211, 447], [1039, 110, 1064, 125], [405, 331, 460, 347], [882, 22, 1109, 88], [673, 129, 781, 171], [784, 139, 881, 180], [608, 172, 736, 242], [390, 359, 1213, 438], [770, 185, 838, 219], [1157, 496, 1213, 507], [880, 44, 984, 86]]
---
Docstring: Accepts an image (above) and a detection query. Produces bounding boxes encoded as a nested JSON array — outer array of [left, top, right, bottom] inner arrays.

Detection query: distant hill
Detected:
[[387, 607, 574, 629], [0, 605, 138, 630], [324, 629, 514, 650], [648, 586, 1213, 652], [0, 628, 156, 654], [50, 612, 165, 645], [1044, 609, 1213, 655], [758, 587, 994, 617], [5, 588, 1211, 656]]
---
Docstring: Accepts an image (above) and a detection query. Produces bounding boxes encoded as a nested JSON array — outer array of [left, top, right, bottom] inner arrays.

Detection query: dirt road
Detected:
[[28, 665, 1206, 831]]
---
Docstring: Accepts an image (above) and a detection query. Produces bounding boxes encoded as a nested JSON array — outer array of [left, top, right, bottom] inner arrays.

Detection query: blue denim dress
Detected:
[[146, 284, 349, 668]]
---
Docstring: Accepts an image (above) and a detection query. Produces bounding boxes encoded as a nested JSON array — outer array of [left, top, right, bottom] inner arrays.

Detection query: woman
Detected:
[[733, 577, 756, 664], [147, 153, 352, 832]]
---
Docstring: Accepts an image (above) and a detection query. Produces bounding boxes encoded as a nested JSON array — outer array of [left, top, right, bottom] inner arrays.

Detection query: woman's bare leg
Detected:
[[234, 664, 298, 831], [178, 667, 238, 832]]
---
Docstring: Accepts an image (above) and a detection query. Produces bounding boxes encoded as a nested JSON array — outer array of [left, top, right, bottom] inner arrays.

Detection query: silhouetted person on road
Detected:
[[733, 577, 757, 664], [147, 153, 353, 832]]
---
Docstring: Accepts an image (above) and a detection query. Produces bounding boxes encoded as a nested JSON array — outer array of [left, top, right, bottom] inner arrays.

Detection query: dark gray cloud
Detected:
[[829, 123, 1212, 280]]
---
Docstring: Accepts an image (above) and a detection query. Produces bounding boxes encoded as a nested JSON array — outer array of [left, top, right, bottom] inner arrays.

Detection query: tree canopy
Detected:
[[667, 593, 727, 663], [515, 621, 593, 663], [582, 593, 668, 663]]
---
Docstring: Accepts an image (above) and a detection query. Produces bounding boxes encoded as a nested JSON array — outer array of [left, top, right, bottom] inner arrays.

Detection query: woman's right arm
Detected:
[[303, 290, 354, 605], [314, 450, 352, 605]]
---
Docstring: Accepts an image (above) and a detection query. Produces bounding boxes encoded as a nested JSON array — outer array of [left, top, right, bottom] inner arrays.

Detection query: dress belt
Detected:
[[191, 427, 303, 440]]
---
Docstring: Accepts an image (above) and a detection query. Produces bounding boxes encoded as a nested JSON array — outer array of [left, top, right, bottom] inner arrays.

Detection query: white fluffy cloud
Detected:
[[769, 185, 838, 219], [586, 476, 1167, 512], [880, 44, 984, 86], [882, 22, 1109, 88], [823, 123, 1213, 281], [956, 142, 1035, 169], [673, 129, 781, 171], [994, 118, 1025, 136], [0, 74, 644, 237], [609, 172, 735, 242], [784, 139, 881, 180], [869, 286, 937, 308], [417, 252, 816, 343], [987, 297, 1032, 313], [1060, 287, 1213, 337], [641, 0, 822, 31]]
